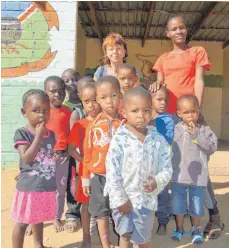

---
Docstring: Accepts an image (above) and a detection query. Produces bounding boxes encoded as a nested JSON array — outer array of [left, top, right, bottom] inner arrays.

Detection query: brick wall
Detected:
[[1, 1, 77, 168]]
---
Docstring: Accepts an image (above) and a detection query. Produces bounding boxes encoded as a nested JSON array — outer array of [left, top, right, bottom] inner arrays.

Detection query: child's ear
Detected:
[[122, 108, 127, 118], [177, 110, 181, 118], [21, 108, 27, 118]]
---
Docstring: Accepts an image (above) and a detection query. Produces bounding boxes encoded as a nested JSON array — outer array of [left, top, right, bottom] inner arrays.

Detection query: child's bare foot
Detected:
[[25, 224, 32, 236], [64, 219, 81, 233], [53, 219, 64, 232]]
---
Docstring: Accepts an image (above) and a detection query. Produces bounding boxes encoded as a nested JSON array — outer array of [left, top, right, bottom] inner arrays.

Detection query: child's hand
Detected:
[[36, 122, 46, 137], [117, 200, 132, 215], [143, 176, 157, 193], [56, 150, 70, 164], [83, 186, 91, 197], [187, 121, 197, 134]]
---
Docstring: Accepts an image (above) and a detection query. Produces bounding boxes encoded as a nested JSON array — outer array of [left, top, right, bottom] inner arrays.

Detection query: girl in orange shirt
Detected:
[[68, 79, 101, 248], [150, 16, 224, 240]]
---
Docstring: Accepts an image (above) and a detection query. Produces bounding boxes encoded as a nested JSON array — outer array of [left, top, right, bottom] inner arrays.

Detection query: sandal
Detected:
[[204, 222, 225, 239], [191, 226, 204, 245], [64, 219, 81, 233], [171, 229, 184, 242]]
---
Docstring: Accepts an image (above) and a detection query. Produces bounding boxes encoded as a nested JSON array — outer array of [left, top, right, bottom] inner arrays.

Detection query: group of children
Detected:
[[12, 63, 220, 248]]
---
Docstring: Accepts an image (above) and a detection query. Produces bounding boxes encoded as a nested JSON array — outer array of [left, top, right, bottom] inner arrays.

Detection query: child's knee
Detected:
[[16, 223, 28, 231], [122, 232, 132, 241]]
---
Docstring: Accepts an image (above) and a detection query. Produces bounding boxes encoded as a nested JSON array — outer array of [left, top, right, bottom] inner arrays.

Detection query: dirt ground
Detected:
[[1, 169, 229, 248]]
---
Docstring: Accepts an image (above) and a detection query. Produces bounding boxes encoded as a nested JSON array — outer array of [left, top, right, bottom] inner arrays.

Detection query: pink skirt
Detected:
[[11, 190, 56, 224]]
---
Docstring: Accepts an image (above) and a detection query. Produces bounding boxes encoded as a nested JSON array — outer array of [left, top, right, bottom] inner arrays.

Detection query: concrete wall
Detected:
[[1, 1, 77, 168], [221, 46, 229, 141]]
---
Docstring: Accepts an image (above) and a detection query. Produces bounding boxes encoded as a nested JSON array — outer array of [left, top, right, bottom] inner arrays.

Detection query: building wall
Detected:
[[82, 38, 224, 138], [221, 46, 229, 140], [1, 1, 77, 168]]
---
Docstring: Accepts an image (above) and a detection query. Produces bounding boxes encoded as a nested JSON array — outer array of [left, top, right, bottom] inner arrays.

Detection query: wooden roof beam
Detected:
[[186, 2, 218, 43], [222, 39, 229, 49], [142, 2, 155, 47], [87, 1, 103, 44]]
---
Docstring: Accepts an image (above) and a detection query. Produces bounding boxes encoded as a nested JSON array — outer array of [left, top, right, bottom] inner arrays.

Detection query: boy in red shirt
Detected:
[[45, 76, 71, 232], [68, 79, 101, 247], [82, 76, 125, 248]]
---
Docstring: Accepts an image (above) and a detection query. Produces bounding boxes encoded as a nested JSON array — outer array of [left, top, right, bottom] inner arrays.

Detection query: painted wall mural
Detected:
[[1, 1, 59, 77]]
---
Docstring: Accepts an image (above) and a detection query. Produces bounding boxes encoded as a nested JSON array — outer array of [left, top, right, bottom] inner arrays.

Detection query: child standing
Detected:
[[45, 76, 72, 232], [151, 85, 175, 235], [82, 76, 124, 248], [171, 95, 217, 245], [105, 87, 172, 248], [11, 89, 57, 248], [68, 80, 101, 247]]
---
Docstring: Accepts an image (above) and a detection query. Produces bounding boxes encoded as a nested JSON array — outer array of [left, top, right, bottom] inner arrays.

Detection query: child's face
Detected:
[[123, 96, 152, 131], [151, 90, 168, 115], [22, 96, 50, 128], [81, 87, 101, 119], [62, 71, 80, 94], [96, 83, 121, 117], [166, 17, 187, 45], [117, 68, 137, 93], [106, 44, 126, 64], [177, 99, 199, 126], [45, 80, 65, 108]]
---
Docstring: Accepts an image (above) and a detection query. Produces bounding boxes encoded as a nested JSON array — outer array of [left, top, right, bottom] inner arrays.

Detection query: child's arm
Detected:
[[191, 125, 217, 155], [81, 125, 93, 187], [70, 110, 81, 130], [153, 137, 173, 195], [105, 137, 129, 209], [68, 145, 82, 162], [17, 123, 46, 164]]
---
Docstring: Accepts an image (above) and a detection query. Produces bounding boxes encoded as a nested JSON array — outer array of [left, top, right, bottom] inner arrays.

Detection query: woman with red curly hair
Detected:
[[94, 33, 128, 80]]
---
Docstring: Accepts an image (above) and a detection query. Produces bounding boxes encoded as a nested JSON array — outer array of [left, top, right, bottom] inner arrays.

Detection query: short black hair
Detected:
[[176, 94, 199, 110], [166, 15, 186, 30], [22, 89, 50, 107], [151, 84, 169, 98], [117, 63, 137, 75], [95, 75, 121, 92], [44, 75, 65, 90], [123, 87, 152, 107], [77, 77, 96, 98], [61, 68, 80, 79]]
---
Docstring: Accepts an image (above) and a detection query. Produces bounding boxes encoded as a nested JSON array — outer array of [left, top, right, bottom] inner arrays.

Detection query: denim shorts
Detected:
[[112, 207, 154, 245], [171, 183, 205, 217]]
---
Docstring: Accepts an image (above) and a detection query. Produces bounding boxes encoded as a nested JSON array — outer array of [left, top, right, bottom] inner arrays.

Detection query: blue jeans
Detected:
[[157, 184, 170, 225], [171, 183, 205, 217]]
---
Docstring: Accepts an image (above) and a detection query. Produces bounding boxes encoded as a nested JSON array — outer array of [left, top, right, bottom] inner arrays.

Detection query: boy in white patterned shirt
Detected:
[[105, 87, 172, 248]]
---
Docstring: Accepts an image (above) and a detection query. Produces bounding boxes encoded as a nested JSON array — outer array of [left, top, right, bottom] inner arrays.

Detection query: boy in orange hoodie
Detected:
[[82, 76, 125, 248]]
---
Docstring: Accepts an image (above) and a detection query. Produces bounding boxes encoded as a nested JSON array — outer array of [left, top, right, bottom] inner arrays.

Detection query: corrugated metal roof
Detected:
[[78, 1, 229, 48]]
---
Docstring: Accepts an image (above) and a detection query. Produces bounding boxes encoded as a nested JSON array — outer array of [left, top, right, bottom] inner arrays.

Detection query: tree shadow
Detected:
[[211, 181, 229, 191]]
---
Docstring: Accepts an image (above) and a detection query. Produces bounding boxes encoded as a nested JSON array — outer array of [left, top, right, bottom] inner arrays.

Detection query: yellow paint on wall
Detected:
[[221, 46, 229, 141], [202, 88, 222, 138]]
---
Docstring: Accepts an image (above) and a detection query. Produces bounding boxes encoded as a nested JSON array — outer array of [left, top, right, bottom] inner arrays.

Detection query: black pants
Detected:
[[65, 157, 81, 220]]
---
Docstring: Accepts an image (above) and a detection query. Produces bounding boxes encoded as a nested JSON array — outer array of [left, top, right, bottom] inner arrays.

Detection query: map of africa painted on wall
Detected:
[[1, 1, 59, 77]]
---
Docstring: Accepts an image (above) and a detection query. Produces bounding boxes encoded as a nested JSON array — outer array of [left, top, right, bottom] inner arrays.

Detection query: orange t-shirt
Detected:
[[46, 105, 71, 151], [153, 46, 211, 113], [82, 112, 126, 183]]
